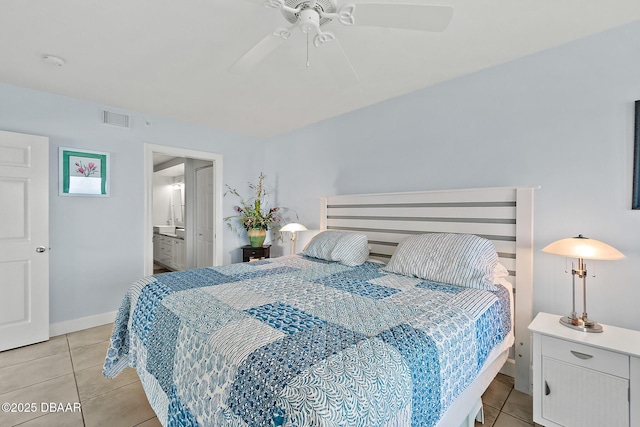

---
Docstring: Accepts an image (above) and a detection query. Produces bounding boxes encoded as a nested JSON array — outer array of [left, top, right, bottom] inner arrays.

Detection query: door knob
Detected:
[[35, 246, 47, 253]]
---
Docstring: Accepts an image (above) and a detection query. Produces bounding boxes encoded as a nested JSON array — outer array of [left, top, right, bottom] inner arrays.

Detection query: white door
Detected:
[[0, 130, 49, 351], [195, 165, 214, 268]]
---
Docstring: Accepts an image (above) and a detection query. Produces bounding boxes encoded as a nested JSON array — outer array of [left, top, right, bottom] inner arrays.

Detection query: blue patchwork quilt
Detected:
[[104, 255, 511, 427]]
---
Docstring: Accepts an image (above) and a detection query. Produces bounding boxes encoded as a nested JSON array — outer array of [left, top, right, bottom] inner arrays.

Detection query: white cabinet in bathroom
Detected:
[[172, 239, 185, 271], [153, 233, 186, 271]]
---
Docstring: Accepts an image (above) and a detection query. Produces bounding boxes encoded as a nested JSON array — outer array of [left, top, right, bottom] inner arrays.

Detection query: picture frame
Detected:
[[634, 101, 640, 209], [59, 147, 110, 197]]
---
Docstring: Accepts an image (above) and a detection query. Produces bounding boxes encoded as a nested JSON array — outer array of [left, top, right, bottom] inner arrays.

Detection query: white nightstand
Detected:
[[529, 312, 640, 427]]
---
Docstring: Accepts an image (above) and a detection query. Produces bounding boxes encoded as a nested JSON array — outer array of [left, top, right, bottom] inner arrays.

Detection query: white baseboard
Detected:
[[49, 310, 118, 337], [500, 357, 516, 378]]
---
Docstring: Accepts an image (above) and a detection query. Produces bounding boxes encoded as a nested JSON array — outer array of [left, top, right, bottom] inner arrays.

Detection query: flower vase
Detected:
[[247, 228, 267, 248]]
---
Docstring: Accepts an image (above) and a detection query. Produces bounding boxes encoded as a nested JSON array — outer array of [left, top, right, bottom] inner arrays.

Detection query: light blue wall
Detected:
[[264, 21, 640, 331], [0, 83, 263, 324]]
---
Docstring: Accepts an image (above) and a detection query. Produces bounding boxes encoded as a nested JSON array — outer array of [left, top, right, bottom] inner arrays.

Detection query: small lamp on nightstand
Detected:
[[542, 234, 624, 333], [280, 222, 308, 255]]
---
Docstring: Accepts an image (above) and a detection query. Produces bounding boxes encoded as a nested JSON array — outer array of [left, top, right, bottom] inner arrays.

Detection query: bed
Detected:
[[104, 186, 535, 427]]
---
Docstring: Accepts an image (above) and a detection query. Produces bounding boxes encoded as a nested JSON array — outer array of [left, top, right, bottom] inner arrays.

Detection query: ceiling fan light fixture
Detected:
[[282, 0, 337, 26], [299, 8, 320, 33]]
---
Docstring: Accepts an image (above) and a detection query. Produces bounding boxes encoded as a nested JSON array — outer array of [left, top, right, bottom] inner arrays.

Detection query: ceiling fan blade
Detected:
[[229, 29, 291, 73], [350, 3, 453, 32], [310, 35, 359, 82], [332, 36, 359, 82]]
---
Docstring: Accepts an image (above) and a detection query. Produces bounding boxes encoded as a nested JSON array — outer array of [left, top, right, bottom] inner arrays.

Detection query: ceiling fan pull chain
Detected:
[[306, 32, 310, 67]]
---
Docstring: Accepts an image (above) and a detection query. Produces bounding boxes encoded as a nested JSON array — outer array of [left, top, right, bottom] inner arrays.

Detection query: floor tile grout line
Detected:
[[80, 377, 143, 403], [0, 342, 112, 398], [12, 412, 51, 427], [70, 342, 115, 376], [71, 342, 144, 403], [479, 385, 516, 427], [0, 348, 70, 371], [3, 337, 81, 426], [132, 415, 159, 427], [499, 388, 512, 412], [67, 333, 87, 427], [0, 347, 71, 372], [499, 388, 535, 425], [0, 372, 75, 398]]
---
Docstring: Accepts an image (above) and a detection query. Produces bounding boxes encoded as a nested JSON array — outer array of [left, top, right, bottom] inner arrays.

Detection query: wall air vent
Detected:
[[100, 109, 131, 129]]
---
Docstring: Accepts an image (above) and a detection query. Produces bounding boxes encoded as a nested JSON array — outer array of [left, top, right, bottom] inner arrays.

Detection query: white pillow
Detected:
[[493, 262, 509, 280], [302, 231, 369, 266], [382, 233, 499, 291]]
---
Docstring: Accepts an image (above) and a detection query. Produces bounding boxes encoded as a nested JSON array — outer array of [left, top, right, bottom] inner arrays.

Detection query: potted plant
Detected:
[[224, 172, 285, 247]]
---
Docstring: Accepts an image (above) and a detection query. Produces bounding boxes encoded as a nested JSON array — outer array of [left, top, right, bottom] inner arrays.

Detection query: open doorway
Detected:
[[144, 144, 223, 276], [151, 155, 186, 273]]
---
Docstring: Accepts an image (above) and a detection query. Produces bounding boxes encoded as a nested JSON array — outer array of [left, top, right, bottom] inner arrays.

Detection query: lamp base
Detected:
[[559, 316, 603, 333]]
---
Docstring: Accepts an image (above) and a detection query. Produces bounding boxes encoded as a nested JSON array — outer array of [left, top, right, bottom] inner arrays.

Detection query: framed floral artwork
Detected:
[[59, 147, 110, 196]]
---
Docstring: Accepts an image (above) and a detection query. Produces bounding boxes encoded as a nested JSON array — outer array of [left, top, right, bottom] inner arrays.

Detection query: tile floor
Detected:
[[0, 324, 536, 427], [153, 263, 172, 275]]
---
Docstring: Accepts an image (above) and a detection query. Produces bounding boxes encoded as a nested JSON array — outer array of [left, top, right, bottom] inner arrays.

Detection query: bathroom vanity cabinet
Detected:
[[153, 232, 185, 271]]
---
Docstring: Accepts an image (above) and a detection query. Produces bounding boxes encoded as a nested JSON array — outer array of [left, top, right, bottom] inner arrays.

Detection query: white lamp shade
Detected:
[[542, 235, 624, 260], [280, 223, 308, 233]]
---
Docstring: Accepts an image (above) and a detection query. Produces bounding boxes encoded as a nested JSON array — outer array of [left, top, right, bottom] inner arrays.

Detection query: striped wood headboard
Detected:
[[320, 186, 536, 393]]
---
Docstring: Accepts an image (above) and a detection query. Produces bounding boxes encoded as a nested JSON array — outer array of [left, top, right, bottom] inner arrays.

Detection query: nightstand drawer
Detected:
[[241, 245, 271, 262], [541, 335, 629, 378]]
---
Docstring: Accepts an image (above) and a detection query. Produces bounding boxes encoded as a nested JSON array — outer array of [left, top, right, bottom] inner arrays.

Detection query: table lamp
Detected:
[[542, 234, 624, 333], [280, 223, 307, 255]]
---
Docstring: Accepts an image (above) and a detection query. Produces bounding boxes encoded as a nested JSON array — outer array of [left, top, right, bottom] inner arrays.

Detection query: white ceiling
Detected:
[[1, 1, 639, 138]]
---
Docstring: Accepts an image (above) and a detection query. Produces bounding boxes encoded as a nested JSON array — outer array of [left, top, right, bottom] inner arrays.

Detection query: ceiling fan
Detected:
[[230, 0, 454, 74]]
